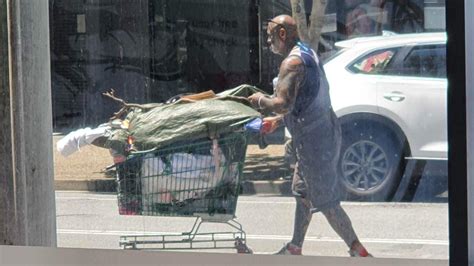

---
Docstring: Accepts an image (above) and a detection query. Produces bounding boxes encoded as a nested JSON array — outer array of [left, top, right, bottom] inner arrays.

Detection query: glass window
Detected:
[[396, 44, 447, 78], [348, 48, 398, 74], [38, 0, 449, 259]]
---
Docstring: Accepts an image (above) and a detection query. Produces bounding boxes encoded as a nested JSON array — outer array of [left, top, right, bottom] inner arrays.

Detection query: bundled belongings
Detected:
[[140, 149, 229, 205], [56, 124, 111, 157], [102, 85, 265, 156], [108, 86, 265, 215], [56, 84, 268, 158], [139, 138, 231, 205], [58, 84, 269, 216], [128, 134, 247, 216]]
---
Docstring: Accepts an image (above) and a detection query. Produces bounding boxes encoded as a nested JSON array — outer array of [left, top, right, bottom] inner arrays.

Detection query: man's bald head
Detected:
[[269, 15, 296, 33], [267, 14, 299, 56]]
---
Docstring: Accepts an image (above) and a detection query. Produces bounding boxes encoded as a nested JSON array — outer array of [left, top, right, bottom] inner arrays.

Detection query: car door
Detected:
[[375, 43, 447, 159]]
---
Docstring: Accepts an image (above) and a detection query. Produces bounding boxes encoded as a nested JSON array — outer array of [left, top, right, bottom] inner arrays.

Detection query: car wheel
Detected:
[[339, 127, 406, 201]]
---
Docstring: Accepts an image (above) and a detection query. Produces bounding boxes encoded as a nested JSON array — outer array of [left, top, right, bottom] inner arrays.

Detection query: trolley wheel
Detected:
[[235, 238, 253, 254]]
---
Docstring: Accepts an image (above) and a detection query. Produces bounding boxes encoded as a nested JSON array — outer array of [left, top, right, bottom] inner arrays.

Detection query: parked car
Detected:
[[285, 32, 447, 201]]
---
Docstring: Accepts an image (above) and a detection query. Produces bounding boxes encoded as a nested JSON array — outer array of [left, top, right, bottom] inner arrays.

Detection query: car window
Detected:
[[348, 48, 398, 74], [393, 44, 446, 78]]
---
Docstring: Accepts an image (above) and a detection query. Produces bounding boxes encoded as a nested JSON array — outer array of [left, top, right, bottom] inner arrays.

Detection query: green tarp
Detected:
[[105, 84, 267, 154]]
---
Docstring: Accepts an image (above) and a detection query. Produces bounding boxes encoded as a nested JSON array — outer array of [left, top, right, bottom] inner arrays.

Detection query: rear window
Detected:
[[394, 44, 447, 78]]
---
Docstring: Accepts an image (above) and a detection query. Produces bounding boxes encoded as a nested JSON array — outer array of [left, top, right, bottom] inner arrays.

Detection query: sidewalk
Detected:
[[53, 136, 293, 195]]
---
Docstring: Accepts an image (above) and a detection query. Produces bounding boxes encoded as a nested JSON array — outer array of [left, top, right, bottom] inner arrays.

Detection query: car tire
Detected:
[[338, 125, 406, 201]]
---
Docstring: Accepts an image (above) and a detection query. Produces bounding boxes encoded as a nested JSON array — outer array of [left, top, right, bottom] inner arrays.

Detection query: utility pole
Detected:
[[0, 0, 56, 246]]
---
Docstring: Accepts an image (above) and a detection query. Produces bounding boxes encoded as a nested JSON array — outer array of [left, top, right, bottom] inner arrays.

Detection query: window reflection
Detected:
[[50, 0, 448, 260]]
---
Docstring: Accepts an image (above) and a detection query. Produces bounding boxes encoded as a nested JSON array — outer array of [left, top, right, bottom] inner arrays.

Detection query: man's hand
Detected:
[[261, 116, 283, 134], [248, 92, 266, 110]]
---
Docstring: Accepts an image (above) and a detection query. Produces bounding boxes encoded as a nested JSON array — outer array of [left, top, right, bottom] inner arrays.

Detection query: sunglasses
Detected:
[[266, 19, 287, 32]]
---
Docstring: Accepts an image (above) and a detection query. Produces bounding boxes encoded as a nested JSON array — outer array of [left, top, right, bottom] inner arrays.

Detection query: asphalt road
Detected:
[[56, 192, 448, 260]]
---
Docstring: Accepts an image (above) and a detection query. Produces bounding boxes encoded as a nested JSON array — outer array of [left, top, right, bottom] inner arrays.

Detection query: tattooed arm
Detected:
[[248, 55, 304, 114]]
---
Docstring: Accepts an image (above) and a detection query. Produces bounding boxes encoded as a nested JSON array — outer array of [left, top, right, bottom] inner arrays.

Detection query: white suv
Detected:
[[286, 32, 447, 201]]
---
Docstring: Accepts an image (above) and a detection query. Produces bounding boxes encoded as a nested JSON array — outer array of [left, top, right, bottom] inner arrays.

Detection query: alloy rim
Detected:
[[341, 140, 389, 192]]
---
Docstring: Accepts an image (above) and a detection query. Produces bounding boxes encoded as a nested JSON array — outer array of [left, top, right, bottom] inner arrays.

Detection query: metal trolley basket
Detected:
[[115, 132, 252, 253]]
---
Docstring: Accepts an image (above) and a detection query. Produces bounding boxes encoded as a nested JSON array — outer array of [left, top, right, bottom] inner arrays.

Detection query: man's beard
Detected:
[[270, 45, 278, 54], [270, 39, 283, 55]]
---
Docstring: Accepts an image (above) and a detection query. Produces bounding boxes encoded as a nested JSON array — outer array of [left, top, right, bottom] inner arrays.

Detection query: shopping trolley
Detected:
[[115, 132, 253, 253]]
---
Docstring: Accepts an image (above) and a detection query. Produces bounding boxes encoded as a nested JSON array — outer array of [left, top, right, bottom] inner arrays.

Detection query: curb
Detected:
[[54, 179, 293, 196]]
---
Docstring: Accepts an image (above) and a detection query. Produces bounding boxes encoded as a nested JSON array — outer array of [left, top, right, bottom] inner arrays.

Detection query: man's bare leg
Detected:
[[321, 204, 371, 257], [291, 197, 312, 247], [274, 197, 312, 255]]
